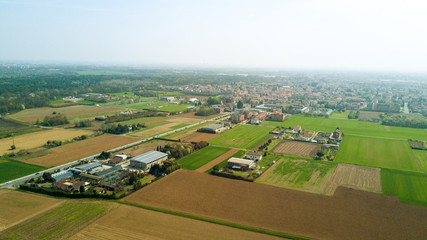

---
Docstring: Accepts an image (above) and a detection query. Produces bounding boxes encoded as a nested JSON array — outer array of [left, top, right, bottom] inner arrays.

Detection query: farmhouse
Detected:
[[198, 123, 228, 134], [293, 125, 302, 133], [130, 151, 168, 170], [245, 151, 263, 161], [53, 179, 84, 192], [332, 128, 341, 139], [227, 157, 256, 171]]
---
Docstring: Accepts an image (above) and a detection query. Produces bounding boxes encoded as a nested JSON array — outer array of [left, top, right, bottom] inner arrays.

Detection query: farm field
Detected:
[[0, 201, 113, 239], [330, 111, 349, 118], [129, 117, 201, 138], [0, 158, 46, 183], [116, 116, 165, 125], [209, 125, 272, 149], [71, 205, 281, 240], [9, 105, 123, 122], [182, 132, 219, 142], [122, 140, 169, 157], [196, 148, 239, 172], [0, 128, 93, 154], [124, 169, 427, 240], [336, 135, 418, 172], [117, 100, 192, 112], [262, 116, 427, 140], [22, 134, 140, 167], [164, 121, 212, 140], [0, 190, 64, 231], [0, 118, 39, 138], [255, 158, 337, 194], [176, 111, 221, 119], [382, 169, 427, 206], [178, 146, 230, 170], [358, 111, 382, 121], [272, 141, 321, 158], [413, 150, 427, 173], [325, 164, 382, 195]]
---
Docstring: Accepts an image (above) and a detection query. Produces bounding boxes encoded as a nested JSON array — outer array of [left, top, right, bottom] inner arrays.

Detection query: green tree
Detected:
[[237, 100, 243, 109]]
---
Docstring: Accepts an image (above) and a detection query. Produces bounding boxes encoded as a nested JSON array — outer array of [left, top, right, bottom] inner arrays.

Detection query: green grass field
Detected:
[[205, 150, 246, 173], [381, 169, 427, 206], [0, 201, 112, 239], [262, 116, 427, 140], [413, 150, 427, 173], [336, 135, 418, 172], [255, 158, 337, 193], [0, 159, 46, 183], [117, 116, 165, 125], [209, 125, 272, 149], [331, 111, 349, 118], [178, 146, 230, 170]]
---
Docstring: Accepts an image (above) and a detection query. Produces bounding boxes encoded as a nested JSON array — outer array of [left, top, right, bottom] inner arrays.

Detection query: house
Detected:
[[53, 180, 84, 192], [332, 128, 341, 139], [270, 111, 285, 121], [198, 123, 228, 134], [230, 113, 245, 123], [245, 151, 263, 161], [227, 158, 255, 171], [293, 125, 301, 133], [130, 151, 168, 170], [211, 105, 224, 113]]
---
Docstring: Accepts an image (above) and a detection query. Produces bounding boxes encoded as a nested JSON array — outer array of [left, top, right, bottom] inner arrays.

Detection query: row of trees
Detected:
[[347, 110, 360, 119], [40, 114, 69, 126], [157, 141, 209, 160], [105, 111, 166, 124], [101, 123, 145, 134], [380, 114, 427, 129], [195, 107, 217, 116]]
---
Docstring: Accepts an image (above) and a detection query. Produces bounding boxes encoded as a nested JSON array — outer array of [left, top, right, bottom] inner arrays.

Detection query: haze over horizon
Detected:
[[1, 0, 427, 72]]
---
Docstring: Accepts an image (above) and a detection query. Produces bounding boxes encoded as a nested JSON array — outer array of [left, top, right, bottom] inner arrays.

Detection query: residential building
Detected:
[[245, 151, 263, 161], [230, 113, 245, 123]]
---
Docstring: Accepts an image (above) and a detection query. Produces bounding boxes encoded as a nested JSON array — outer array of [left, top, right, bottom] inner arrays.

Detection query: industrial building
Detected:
[[130, 151, 168, 170], [198, 123, 228, 134], [227, 157, 256, 171]]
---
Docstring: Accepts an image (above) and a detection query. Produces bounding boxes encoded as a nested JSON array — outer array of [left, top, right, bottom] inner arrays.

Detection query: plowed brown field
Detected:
[[325, 163, 382, 195], [71, 205, 282, 240], [23, 134, 140, 167], [0, 190, 64, 231], [124, 170, 427, 240], [273, 141, 321, 157], [195, 148, 238, 172], [183, 132, 219, 142]]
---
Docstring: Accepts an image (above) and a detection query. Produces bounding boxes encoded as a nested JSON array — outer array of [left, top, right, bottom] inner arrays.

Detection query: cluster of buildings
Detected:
[[230, 109, 284, 124], [227, 151, 263, 171]]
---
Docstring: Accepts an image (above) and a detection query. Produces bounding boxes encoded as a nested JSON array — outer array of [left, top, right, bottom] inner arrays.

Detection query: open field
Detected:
[[129, 117, 201, 138], [0, 201, 113, 239], [336, 135, 418, 172], [116, 116, 165, 125], [272, 141, 321, 158], [164, 121, 213, 140], [325, 163, 382, 195], [122, 140, 169, 157], [22, 134, 140, 167], [9, 105, 123, 122], [413, 149, 427, 173], [330, 111, 349, 118], [177, 111, 221, 119], [0, 118, 39, 138], [178, 146, 230, 170], [0, 190, 64, 231], [209, 125, 272, 149], [262, 115, 427, 140], [382, 169, 427, 206], [196, 148, 239, 173], [71, 204, 282, 240], [255, 158, 337, 194], [183, 132, 219, 142], [117, 100, 192, 113], [124, 169, 427, 240], [0, 158, 46, 183], [358, 111, 382, 121], [0, 128, 93, 154]]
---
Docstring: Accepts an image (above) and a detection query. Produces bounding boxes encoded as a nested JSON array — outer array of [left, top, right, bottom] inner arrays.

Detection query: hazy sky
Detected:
[[1, 0, 426, 71]]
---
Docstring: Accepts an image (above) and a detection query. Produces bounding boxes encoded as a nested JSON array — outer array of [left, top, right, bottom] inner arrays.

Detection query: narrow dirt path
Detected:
[[195, 148, 239, 173]]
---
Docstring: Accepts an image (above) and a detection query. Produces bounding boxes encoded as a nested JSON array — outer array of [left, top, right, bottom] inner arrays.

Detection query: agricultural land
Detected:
[[0, 118, 39, 139], [0, 158, 46, 183], [209, 125, 272, 149], [124, 169, 427, 240], [382, 169, 427, 206], [255, 158, 337, 194], [128, 117, 201, 138], [178, 146, 230, 170], [272, 141, 321, 158]]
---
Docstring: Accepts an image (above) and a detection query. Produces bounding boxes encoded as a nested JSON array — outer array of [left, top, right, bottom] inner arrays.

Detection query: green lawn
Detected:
[[0, 158, 46, 183], [255, 158, 337, 193], [336, 135, 418, 172], [382, 169, 427, 206], [209, 125, 272, 149], [413, 150, 427, 173], [205, 150, 246, 173], [262, 115, 427, 140], [117, 116, 165, 125], [0, 202, 112, 239], [257, 153, 283, 168], [178, 146, 230, 170], [331, 111, 349, 118]]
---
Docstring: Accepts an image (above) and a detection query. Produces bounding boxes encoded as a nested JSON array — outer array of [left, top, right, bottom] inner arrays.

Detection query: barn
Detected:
[[227, 157, 256, 171], [130, 151, 168, 170]]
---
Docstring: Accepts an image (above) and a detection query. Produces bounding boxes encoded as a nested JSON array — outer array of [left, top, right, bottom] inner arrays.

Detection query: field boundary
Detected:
[[115, 200, 309, 240]]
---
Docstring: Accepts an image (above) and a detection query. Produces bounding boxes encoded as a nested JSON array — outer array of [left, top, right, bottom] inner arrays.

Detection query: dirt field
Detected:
[[0, 128, 93, 154], [0, 190, 64, 231], [129, 117, 201, 138], [71, 205, 282, 240], [325, 163, 382, 195], [9, 105, 123, 122], [195, 148, 239, 172], [273, 141, 321, 158], [183, 132, 219, 142], [124, 170, 427, 240], [122, 140, 169, 157], [175, 112, 222, 119], [22, 134, 140, 167]]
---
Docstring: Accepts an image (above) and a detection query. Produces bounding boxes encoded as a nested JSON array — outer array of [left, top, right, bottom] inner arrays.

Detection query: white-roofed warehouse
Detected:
[[130, 151, 168, 170]]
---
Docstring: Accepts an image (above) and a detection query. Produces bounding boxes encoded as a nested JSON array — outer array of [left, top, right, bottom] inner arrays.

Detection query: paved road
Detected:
[[0, 113, 231, 189]]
